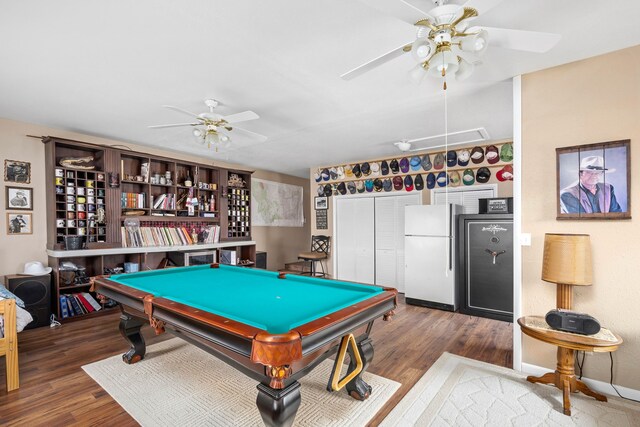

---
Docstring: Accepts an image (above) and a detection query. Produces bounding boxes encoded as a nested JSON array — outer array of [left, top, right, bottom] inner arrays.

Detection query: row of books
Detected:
[[60, 293, 102, 318], [121, 225, 220, 247], [151, 193, 176, 210], [122, 192, 146, 209]]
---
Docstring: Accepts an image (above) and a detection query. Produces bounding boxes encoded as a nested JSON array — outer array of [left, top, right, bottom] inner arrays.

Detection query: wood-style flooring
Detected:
[[0, 295, 512, 426]]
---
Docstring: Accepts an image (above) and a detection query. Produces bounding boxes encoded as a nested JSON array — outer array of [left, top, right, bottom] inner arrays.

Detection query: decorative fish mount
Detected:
[[59, 156, 95, 170]]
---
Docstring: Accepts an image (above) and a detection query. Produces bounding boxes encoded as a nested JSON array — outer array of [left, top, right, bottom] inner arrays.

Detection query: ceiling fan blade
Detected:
[[461, 0, 505, 16], [341, 41, 412, 80], [162, 105, 201, 119], [483, 26, 561, 53], [358, 0, 434, 25], [223, 110, 259, 124], [148, 123, 198, 128], [232, 126, 268, 142]]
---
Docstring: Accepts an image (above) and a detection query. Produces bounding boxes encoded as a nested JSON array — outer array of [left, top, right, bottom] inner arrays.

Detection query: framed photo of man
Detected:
[[4, 159, 31, 184], [5, 186, 33, 210], [556, 140, 630, 220], [7, 212, 33, 234]]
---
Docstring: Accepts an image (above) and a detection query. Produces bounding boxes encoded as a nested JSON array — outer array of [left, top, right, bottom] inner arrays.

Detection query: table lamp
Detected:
[[541, 233, 592, 310]]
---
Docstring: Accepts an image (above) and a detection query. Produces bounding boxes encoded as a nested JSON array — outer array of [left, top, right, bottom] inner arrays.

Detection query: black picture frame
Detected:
[[5, 186, 33, 210], [556, 139, 631, 220], [315, 196, 328, 210], [4, 159, 31, 184]]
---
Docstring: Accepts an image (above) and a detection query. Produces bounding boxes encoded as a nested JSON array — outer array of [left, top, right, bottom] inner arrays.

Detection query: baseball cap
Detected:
[[446, 150, 457, 167], [370, 162, 380, 176], [323, 183, 333, 196], [393, 176, 403, 190], [426, 172, 436, 189], [500, 143, 513, 162], [470, 146, 484, 164], [421, 154, 432, 171], [436, 171, 448, 187], [399, 157, 410, 173], [347, 181, 357, 194], [373, 178, 383, 191], [410, 156, 421, 171], [383, 178, 393, 192], [344, 164, 353, 178], [433, 153, 445, 170], [390, 159, 399, 174], [317, 185, 325, 196], [321, 168, 330, 181], [404, 175, 414, 191], [337, 182, 347, 195], [414, 174, 424, 190], [381, 160, 390, 175], [361, 162, 371, 176], [476, 167, 491, 183], [449, 171, 461, 187], [329, 167, 338, 180], [356, 180, 365, 193], [314, 170, 322, 183], [463, 168, 475, 185], [496, 164, 514, 181], [457, 149, 470, 167], [485, 145, 499, 164], [352, 164, 361, 178], [365, 179, 374, 192], [337, 166, 345, 180]]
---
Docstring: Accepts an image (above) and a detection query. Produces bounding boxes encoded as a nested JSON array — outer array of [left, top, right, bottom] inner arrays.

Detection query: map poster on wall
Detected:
[[251, 178, 304, 227], [316, 209, 328, 229]]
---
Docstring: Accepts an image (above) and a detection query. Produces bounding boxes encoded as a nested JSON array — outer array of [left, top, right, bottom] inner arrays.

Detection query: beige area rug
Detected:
[[83, 338, 400, 426], [381, 352, 640, 427]]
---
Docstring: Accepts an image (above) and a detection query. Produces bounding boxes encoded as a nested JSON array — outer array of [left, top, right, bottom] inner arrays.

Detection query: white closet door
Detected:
[[335, 198, 375, 284], [433, 187, 495, 213], [374, 194, 421, 292]]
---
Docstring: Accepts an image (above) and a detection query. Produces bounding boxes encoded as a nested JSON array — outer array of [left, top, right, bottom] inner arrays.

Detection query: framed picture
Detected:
[[7, 212, 32, 234], [5, 186, 33, 210], [4, 160, 31, 184], [556, 139, 631, 220], [315, 196, 328, 210]]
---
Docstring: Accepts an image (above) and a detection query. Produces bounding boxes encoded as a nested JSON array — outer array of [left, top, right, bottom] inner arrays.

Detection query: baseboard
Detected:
[[521, 362, 640, 402]]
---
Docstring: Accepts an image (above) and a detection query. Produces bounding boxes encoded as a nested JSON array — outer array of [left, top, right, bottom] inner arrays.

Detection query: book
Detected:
[[69, 294, 85, 316], [75, 294, 95, 313], [59, 295, 69, 319], [66, 296, 76, 316], [82, 293, 102, 311]]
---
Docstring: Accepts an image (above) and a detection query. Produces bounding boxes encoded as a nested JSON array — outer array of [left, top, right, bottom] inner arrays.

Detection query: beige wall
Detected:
[[522, 45, 640, 389], [309, 142, 514, 278], [0, 117, 309, 277]]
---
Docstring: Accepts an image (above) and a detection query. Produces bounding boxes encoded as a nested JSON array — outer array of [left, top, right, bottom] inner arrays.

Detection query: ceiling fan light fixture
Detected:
[[455, 57, 475, 80], [411, 39, 435, 62], [409, 63, 429, 84], [428, 48, 458, 77], [460, 29, 489, 55]]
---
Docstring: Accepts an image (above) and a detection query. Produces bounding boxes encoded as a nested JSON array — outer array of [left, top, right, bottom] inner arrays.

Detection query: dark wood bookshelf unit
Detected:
[[43, 136, 255, 322]]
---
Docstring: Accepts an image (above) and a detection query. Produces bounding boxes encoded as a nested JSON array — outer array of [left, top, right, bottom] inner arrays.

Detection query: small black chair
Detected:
[[298, 235, 331, 278]]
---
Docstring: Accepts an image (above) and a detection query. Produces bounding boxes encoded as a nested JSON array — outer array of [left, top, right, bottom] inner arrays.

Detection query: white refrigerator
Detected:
[[404, 204, 462, 311]]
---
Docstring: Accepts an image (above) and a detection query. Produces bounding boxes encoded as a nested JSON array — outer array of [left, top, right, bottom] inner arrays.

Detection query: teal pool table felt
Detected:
[[109, 265, 383, 334]]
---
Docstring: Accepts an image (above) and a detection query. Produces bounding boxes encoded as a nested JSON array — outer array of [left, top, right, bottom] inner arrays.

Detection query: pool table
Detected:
[[93, 264, 397, 427]]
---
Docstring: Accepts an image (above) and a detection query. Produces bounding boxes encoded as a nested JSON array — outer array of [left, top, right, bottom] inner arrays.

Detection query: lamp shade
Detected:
[[541, 233, 592, 286]]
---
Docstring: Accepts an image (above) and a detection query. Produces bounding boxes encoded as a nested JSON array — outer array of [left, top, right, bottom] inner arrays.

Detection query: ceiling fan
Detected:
[[342, 0, 561, 86], [392, 128, 490, 151], [149, 99, 267, 151]]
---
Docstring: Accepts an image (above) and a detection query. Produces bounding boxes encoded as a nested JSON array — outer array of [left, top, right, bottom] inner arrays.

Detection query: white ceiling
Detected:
[[2, 1, 640, 177]]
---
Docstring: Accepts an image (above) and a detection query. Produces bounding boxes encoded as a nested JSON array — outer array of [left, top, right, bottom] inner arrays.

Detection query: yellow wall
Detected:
[[522, 45, 640, 388], [0, 117, 309, 276], [309, 142, 514, 278]]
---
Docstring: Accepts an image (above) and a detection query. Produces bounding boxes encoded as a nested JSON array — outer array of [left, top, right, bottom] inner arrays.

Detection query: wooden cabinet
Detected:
[[43, 137, 256, 322]]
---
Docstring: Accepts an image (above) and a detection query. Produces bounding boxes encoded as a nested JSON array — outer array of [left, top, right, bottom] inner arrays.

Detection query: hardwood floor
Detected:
[[0, 295, 512, 426]]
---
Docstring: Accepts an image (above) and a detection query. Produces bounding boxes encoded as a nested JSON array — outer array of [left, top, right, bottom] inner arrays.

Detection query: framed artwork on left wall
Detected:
[[4, 159, 31, 184], [5, 186, 33, 210], [7, 212, 32, 234]]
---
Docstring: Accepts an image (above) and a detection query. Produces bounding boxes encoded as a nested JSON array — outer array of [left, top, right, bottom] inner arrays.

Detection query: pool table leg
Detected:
[[345, 337, 374, 401], [119, 311, 146, 364], [256, 381, 301, 427]]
